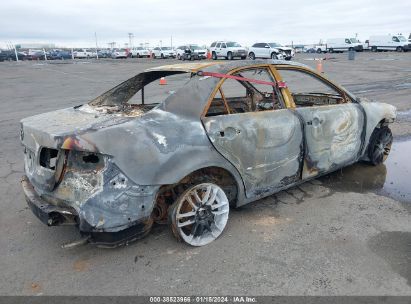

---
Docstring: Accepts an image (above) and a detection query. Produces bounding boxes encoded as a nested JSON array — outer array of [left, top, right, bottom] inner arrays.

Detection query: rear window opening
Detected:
[[87, 71, 191, 116], [128, 73, 191, 105]]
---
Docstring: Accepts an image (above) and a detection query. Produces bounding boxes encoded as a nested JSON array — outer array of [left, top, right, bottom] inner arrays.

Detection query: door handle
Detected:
[[307, 117, 323, 126]]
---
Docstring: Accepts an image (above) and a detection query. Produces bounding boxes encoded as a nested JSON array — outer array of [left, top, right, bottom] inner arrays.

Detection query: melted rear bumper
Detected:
[[21, 175, 157, 247]]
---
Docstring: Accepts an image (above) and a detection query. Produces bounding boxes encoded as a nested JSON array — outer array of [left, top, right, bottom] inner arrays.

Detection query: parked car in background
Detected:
[[151, 47, 176, 59], [368, 34, 410, 52], [248, 42, 285, 60], [49, 50, 72, 60], [73, 49, 96, 59], [97, 49, 112, 58], [176, 45, 207, 60], [111, 49, 128, 59], [265, 42, 294, 60], [326, 38, 363, 53], [305, 48, 317, 53], [210, 41, 247, 60], [0, 50, 26, 61], [131, 47, 151, 58], [25, 50, 47, 60]]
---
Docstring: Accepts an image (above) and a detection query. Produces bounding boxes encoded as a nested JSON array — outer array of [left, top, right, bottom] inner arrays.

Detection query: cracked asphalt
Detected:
[[0, 52, 410, 296]]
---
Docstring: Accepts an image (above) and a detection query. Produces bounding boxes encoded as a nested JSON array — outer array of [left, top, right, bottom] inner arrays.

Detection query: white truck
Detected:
[[368, 34, 410, 52], [326, 38, 363, 53], [73, 49, 96, 59], [209, 41, 247, 60]]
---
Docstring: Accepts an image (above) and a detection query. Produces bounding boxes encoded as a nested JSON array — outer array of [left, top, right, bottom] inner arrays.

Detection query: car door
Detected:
[[201, 66, 303, 197], [215, 42, 221, 57], [220, 43, 227, 57], [262, 43, 271, 58], [277, 67, 365, 179], [254, 43, 264, 58]]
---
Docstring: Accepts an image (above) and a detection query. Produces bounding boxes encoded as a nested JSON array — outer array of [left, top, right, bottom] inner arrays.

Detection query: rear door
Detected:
[[201, 66, 303, 197], [277, 67, 365, 179]]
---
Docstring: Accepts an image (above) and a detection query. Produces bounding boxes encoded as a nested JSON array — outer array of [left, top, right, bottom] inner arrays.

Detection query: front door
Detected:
[[201, 67, 304, 197], [277, 67, 365, 178]]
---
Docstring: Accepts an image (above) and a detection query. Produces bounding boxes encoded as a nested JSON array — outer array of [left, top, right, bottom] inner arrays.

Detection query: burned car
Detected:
[[20, 60, 396, 247]]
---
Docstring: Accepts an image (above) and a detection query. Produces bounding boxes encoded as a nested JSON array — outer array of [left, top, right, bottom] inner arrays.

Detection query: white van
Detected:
[[368, 35, 410, 52], [326, 38, 363, 53]]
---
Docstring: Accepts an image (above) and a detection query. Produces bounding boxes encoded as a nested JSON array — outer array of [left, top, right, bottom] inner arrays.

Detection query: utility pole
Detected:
[[95, 32, 99, 59], [128, 33, 134, 49]]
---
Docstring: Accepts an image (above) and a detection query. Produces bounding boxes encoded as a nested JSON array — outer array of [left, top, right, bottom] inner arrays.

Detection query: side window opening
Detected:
[[278, 69, 349, 107], [205, 68, 284, 117]]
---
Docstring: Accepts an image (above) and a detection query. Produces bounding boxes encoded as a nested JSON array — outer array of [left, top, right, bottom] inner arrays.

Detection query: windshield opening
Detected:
[[398, 36, 406, 42], [350, 38, 359, 43], [269, 43, 282, 47], [226, 42, 241, 47]]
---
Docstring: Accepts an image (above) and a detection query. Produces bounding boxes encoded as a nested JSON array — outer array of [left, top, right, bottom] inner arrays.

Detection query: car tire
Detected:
[[348, 47, 354, 51], [161, 53, 164, 59], [177, 54, 181, 60], [367, 126, 393, 166], [168, 182, 229, 246], [212, 52, 217, 60], [271, 52, 278, 60], [241, 56, 246, 60], [317, 48, 322, 53], [396, 46, 403, 52], [227, 52, 233, 60], [371, 46, 377, 52], [328, 48, 333, 53], [248, 52, 255, 60]]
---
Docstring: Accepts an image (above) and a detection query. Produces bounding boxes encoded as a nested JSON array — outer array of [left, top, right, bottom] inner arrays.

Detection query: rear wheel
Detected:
[[328, 48, 334, 53], [168, 183, 229, 246], [317, 48, 322, 53], [371, 46, 377, 52], [367, 126, 393, 165], [396, 46, 403, 52]]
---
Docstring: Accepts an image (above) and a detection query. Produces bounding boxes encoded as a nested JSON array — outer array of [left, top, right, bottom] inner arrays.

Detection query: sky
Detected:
[[1, 0, 410, 49]]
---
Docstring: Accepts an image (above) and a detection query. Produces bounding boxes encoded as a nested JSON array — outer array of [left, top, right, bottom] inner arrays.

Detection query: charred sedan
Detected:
[[20, 61, 396, 247]]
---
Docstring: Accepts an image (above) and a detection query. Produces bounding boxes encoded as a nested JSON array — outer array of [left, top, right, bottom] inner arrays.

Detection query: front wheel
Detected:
[[367, 126, 393, 165], [227, 52, 233, 60], [396, 46, 403, 52], [212, 52, 217, 60], [248, 52, 255, 60], [168, 183, 229, 246], [271, 52, 278, 60]]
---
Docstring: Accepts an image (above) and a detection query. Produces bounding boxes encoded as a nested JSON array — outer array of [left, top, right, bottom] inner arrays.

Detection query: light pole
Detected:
[[128, 33, 134, 49]]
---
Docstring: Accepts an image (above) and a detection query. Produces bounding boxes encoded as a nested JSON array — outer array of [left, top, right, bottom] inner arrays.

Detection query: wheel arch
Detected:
[[359, 101, 396, 160], [156, 165, 246, 208]]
